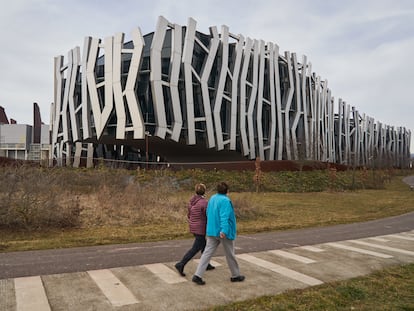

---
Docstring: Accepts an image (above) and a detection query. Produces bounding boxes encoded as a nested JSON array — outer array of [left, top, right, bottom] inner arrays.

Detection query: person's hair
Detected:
[[195, 183, 206, 195], [216, 182, 229, 194]]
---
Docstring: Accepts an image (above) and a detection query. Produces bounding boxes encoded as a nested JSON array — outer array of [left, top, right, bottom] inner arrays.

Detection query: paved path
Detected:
[[1, 212, 414, 280], [403, 175, 414, 188], [1, 212, 414, 310]]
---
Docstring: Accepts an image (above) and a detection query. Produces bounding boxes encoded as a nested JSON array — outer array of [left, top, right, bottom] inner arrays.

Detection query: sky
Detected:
[[0, 0, 413, 152]]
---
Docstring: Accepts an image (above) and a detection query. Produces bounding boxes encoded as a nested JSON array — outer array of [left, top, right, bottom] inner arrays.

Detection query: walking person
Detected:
[[175, 183, 215, 277], [192, 182, 245, 285]]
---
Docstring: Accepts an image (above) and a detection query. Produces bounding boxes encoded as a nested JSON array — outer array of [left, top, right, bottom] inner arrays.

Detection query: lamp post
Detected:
[[145, 131, 149, 169]]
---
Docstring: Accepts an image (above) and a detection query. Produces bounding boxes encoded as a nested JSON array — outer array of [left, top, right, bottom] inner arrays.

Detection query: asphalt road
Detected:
[[1, 211, 414, 280]]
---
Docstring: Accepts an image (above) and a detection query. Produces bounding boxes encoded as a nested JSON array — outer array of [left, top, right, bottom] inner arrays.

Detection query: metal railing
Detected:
[[0, 143, 26, 149]]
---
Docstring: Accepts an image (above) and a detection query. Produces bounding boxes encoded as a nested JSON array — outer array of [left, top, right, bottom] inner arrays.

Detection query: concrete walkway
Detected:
[[1, 219, 414, 310], [403, 175, 414, 189]]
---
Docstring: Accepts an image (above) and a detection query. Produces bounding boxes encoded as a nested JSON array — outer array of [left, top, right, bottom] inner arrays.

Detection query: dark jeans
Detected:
[[178, 234, 206, 266]]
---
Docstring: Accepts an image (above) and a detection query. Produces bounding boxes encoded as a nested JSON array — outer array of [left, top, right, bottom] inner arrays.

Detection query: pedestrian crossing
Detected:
[[144, 263, 187, 284], [237, 253, 324, 286], [87, 269, 140, 306], [385, 234, 414, 241], [298, 245, 325, 252], [268, 249, 317, 264], [325, 242, 394, 258], [14, 276, 50, 311], [348, 239, 414, 256], [3, 230, 414, 311]]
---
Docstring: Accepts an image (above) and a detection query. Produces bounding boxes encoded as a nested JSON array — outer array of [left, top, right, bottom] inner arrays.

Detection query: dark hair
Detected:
[[217, 182, 229, 194]]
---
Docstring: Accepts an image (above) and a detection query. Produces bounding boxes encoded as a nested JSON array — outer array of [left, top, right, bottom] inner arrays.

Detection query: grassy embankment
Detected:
[[0, 166, 413, 252]]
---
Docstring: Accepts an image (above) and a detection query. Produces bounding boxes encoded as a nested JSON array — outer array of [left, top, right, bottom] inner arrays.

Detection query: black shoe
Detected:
[[206, 264, 215, 271], [230, 275, 245, 282], [192, 275, 206, 285], [175, 263, 186, 277]]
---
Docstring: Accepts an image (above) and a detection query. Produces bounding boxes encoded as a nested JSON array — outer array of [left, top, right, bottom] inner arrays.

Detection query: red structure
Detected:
[[0, 106, 9, 124], [33, 102, 42, 144]]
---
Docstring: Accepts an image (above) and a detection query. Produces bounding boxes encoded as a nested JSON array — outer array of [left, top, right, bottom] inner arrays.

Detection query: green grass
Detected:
[[0, 224, 189, 252], [205, 263, 414, 311]]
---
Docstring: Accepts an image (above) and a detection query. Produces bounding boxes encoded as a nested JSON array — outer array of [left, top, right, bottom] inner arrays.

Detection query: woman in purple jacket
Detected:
[[175, 183, 214, 276]]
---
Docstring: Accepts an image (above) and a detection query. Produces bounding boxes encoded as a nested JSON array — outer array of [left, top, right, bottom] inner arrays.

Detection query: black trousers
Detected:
[[178, 234, 206, 266]]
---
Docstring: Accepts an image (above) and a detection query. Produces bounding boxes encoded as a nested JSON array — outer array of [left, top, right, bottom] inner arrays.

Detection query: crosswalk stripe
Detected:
[[368, 237, 389, 242], [193, 259, 222, 267], [349, 240, 414, 256], [269, 250, 316, 264], [386, 234, 414, 241], [14, 276, 51, 311], [326, 242, 393, 258], [237, 253, 323, 286], [87, 269, 139, 307], [298, 245, 325, 253], [144, 263, 187, 284]]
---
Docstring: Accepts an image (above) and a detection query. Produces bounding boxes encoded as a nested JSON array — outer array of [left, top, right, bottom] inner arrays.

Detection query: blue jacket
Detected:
[[206, 193, 237, 240]]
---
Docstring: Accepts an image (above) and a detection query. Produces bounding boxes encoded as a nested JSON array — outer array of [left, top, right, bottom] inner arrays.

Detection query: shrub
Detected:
[[0, 165, 81, 229], [0, 164, 407, 230]]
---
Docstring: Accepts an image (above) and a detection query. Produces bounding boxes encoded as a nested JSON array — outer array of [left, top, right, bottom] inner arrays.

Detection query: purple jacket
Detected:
[[188, 194, 208, 235]]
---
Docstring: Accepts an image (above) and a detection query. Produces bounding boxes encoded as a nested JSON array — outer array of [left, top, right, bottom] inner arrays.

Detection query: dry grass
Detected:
[[237, 185, 414, 233], [78, 184, 190, 227], [0, 166, 82, 229], [0, 172, 413, 252]]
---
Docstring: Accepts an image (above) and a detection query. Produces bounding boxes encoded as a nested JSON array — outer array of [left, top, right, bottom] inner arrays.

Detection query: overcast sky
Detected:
[[1, 0, 413, 151]]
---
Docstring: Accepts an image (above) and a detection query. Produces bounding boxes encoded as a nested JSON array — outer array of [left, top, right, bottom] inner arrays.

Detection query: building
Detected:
[[0, 104, 50, 163], [51, 16, 411, 168]]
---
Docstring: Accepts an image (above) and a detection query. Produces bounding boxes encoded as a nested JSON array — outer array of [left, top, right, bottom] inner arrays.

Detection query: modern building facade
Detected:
[[51, 16, 411, 168], [0, 104, 50, 162]]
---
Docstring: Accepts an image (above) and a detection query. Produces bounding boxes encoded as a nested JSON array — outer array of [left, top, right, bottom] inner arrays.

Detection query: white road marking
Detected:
[[193, 259, 222, 267], [368, 237, 389, 242], [108, 244, 175, 253], [144, 263, 187, 284], [87, 269, 139, 307], [237, 253, 323, 286], [326, 242, 393, 258], [349, 240, 414, 256], [386, 234, 414, 241], [15, 276, 51, 311], [268, 250, 317, 264], [298, 245, 325, 253]]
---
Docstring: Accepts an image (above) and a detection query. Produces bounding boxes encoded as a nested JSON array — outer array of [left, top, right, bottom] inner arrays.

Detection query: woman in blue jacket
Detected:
[[192, 182, 245, 285]]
